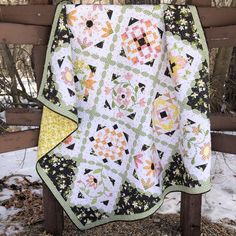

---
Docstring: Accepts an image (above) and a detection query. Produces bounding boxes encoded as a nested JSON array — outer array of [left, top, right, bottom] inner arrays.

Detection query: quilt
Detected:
[[37, 1, 212, 230]]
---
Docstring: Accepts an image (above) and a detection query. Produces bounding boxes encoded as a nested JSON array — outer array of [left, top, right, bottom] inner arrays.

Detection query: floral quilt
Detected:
[[37, 1, 212, 230]]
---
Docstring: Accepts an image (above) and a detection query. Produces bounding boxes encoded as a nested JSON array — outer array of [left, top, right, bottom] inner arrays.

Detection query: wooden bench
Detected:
[[0, 0, 236, 235]]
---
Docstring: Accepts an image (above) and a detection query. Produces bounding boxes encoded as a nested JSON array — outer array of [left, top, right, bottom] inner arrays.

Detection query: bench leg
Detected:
[[180, 192, 202, 236], [43, 184, 64, 236]]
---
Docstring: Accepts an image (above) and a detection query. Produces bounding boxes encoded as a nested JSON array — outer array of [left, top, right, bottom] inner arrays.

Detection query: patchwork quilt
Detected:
[[37, 1, 212, 230]]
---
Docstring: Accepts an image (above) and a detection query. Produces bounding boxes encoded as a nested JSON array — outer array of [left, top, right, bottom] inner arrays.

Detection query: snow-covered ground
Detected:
[[0, 148, 39, 181], [0, 148, 236, 235], [158, 152, 236, 223], [0, 148, 39, 235]]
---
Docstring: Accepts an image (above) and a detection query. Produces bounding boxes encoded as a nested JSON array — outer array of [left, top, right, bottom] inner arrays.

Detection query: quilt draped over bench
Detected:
[[37, 1, 212, 230]]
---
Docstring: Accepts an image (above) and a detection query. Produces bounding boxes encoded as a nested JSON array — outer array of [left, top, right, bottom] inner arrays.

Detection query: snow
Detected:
[[0, 147, 236, 234], [0, 148, 39, 181], [0, 148, 39, 235], [203, 152, 236, 222], [0, 147, 40, 211], [1, 223, 24, 236], [0, 189, 14, 202], [158, 152, 236, 224], [158, 193, 181, 214], [0, 206, 20, 221], [0, 206, 22, 235]]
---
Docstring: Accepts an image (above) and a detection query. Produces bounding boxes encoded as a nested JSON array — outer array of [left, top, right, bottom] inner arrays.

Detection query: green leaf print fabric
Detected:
[[37, 1, 212, 230]]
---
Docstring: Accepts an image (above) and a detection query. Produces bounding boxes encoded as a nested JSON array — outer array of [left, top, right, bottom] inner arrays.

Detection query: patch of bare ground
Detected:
[[1, 176, 236, 236]]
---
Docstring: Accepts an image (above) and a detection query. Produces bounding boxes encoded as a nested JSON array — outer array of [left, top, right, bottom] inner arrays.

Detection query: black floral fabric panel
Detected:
[[164, 5, 203, 49], [38, 153, 77, 200], [114, 181, 161, 215], [71, 206, 109, 226], [187, 60, 210, 117], [42, 65, 61, 105], [162, 153, 201, 189]]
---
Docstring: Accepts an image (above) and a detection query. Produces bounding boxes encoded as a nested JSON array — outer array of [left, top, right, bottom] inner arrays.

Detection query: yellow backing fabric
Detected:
[[37, 106, 77, 160]]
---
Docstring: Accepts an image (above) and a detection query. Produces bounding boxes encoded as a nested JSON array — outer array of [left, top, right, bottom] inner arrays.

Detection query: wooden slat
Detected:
[[5, 109, 41, 126], [188, 0, 211, 6], [210, 114, 236, 131], [0, 5, 55, 26], [5, 108, 42, 126], [1, 22, 236, 49], [211, 133, 236, 154], [6, 109, 236, 132], [43, 185, 64, 236], [199, 8, 236, 27], [180, 193, 202, 236], [1, 8, 236, 48], [4, 111, 236, 155], [0, 23, 50, 45], [205, 25, 236, 48], [125, 0, 160, 4], [1, 5, 236, 28], [0, 129, 39, 153], [125, 0, 211, 5], [30, 0, 51, 4], [1, 128, 234, 155]]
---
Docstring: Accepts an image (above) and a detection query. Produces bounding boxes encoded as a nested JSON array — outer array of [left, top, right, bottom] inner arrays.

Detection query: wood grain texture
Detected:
[[205, 25, 236, 48], [2, 118, 236, 155], [1, 25, 235, 54], [30, 0, 52, 4], [187, 0, 211, 6], [199, 7, 236, 27], [211, 133, 236, 154], [125, 0, 160, 4], [5, 108, 42, 126], [211, 114, 236, 131], [0, 5, 55, 26], [43, 185, 64, 236], [1, 7, 236, 48], [180, 193, 202, 236], [5, 108, 236, 131], [126, 0, 210, 5], [0, 23, 50, 45], [0, 129, 39, 153]]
